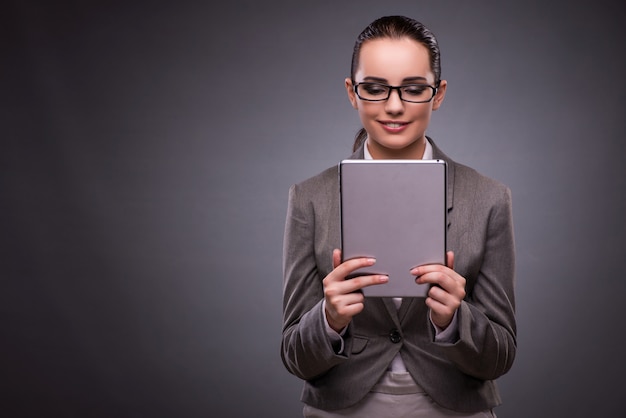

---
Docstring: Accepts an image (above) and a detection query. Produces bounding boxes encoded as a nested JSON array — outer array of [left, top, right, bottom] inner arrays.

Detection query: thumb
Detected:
[[446, 251, 455, 270], [333, 249, 342, 269]]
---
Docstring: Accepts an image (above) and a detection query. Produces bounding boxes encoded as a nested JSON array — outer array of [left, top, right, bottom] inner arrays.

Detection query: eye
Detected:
[[402, 85, 428, 96], [362, 83, 388, 96], [402, 84, 428, 96]]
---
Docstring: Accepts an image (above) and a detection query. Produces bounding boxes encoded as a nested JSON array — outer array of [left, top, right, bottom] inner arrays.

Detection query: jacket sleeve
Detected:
[[280, 183, 351, 380], [436, 186, 517, 380]]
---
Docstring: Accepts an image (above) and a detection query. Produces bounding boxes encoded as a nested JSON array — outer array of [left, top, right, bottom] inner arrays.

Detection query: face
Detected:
[[345, 37, 447, 159]]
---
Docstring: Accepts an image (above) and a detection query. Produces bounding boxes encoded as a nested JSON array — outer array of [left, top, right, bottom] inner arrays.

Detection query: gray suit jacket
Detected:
[[281, 138, 516, 413]]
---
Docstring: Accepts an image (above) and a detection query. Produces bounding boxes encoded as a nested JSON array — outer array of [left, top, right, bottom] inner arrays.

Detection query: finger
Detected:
[[426, 286, 462, 313], [416, 271, 465, 299], [331, 300, 366, 320], [328, 256, 377, 283], [413, 264, 462, 283], [416, 270, 451, 286], [425, 297, 456, 329], [325, 291, 367, 331], [410, 262, 447, 277], [427, 295, 461, 319], [335, 273, 389, 294], [427, 284, 458, 306], [326, 291, 365, 310]]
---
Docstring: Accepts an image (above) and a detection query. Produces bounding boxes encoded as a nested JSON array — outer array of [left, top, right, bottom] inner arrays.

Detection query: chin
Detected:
[[379, 138, 420, 150]]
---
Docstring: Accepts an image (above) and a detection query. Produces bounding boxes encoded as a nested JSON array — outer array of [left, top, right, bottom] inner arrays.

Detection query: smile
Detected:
[[379, 121, 409, 132]]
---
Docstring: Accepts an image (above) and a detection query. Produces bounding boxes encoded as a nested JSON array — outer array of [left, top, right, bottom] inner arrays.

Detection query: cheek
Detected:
[[411, 105, 433, 121], [356, 104, 378, 122]]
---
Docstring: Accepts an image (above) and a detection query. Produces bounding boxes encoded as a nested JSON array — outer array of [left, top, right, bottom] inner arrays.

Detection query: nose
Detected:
[[384, 88, 404, 114]]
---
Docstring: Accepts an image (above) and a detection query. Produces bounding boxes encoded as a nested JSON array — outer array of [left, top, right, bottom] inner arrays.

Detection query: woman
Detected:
[[281, 15, 516, 417]]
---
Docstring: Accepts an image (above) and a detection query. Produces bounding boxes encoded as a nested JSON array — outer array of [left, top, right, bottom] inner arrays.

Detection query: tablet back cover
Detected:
[[340, 159, 447, 297]]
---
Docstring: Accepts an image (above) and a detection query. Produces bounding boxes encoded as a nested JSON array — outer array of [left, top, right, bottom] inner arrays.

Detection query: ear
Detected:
[[432, 79, 447, 111], [345, 78, 358, 109]]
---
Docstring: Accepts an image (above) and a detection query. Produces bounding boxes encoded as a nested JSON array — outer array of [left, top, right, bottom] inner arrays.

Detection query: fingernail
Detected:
[[367, 258, 376, 264], [380, 275, 388, 283]]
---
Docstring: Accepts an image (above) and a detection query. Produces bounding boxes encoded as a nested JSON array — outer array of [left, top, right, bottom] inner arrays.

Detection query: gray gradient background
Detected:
[[2, 1, 625, 417]]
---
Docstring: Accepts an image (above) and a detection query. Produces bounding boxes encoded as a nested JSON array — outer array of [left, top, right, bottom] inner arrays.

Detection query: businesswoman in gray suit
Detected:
[[281, 15, 516, 417]]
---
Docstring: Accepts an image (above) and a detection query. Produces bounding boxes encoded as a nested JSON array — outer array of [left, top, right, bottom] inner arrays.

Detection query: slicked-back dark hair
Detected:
[[350, 16, 442, 151]]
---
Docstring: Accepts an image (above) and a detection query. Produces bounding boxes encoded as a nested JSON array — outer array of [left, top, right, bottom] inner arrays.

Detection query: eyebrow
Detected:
[[362, 76, 428, 83]]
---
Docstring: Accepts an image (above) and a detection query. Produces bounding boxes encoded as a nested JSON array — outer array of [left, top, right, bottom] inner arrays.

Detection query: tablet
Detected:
[[339, 159, 447, 297]]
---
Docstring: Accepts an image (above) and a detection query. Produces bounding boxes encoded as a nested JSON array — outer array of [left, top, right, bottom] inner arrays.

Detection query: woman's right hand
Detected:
[[323, 249, 388, 333]]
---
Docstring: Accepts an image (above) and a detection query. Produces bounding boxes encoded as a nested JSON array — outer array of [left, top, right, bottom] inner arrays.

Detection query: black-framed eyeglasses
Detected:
[[353, 81, 438, 103]]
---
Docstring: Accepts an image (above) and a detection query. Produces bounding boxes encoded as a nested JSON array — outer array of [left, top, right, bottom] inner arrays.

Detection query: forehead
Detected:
[[355, 37, 433, 83]]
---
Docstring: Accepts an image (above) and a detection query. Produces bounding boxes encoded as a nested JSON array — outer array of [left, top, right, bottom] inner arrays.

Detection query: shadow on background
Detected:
[[2, 1, 625, 416]]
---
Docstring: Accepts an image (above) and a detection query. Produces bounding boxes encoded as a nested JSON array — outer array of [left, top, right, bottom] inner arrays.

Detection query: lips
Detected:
[[379, 120, 409, 132]]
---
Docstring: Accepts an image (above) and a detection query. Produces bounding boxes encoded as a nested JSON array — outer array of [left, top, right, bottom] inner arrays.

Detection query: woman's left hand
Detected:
[[410, 251, 466, 330]]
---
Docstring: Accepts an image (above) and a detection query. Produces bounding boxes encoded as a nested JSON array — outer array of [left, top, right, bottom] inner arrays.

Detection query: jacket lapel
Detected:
[[429, 137, 455, 218]]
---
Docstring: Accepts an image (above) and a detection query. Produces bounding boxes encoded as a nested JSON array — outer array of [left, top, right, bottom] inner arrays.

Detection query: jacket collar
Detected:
[[429, 138, 455, 213]]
